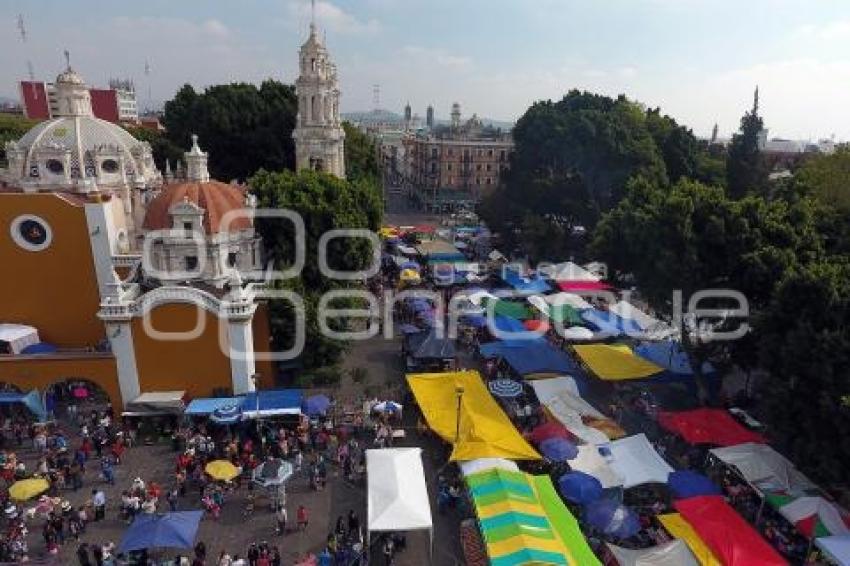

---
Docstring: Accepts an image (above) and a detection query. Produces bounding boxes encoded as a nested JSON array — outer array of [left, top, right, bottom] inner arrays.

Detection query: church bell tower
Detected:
[[292, 0, 346, 179]]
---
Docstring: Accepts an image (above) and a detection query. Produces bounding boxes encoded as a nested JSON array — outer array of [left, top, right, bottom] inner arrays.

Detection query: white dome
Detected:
[[4, 115, 161, 191]]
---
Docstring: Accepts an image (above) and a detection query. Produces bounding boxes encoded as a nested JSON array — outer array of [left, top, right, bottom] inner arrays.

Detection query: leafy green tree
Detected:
[[124, 126, 184, 171], [343, 122, 380, 185], [726, 90, 768, 199], [796, 146, 850, 211], [161, 80, 297, 181], [756, 261, 850, 485], [0, 114, 40, 167], [645, 108, 726, 186], [249, 169, 381, 369]]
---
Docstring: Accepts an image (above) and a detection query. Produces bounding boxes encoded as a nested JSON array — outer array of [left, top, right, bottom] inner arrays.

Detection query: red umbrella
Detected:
[[557, 280, 614, 292], [72, 387, 89, 399], [523, 319, 550, 332]]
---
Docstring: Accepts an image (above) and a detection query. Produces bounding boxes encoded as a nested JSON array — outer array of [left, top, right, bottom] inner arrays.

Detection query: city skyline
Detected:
[[2, 0, 850, 140]]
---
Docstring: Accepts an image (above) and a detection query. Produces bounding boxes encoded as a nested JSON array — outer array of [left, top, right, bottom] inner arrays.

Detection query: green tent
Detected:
[[485, 299, 535, 320], [547, 304, 584, 326]]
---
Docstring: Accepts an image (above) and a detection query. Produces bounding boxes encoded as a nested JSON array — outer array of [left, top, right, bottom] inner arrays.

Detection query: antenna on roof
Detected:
[[63, 49, 71, 70], [310, 0, 316, 34], [16, 14, 26, 42]]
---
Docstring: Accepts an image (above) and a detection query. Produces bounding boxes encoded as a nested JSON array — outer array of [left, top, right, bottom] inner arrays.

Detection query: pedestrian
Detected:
[[382, 537, 394, 566], [101, 457, 115, 485], [77, 542, 91, 566], [347, 509, 359, 537], [92, 489, 106, 521], [275, 506, 287, 535], [296, 505, 308, 531], [167, 486, 179, 512]]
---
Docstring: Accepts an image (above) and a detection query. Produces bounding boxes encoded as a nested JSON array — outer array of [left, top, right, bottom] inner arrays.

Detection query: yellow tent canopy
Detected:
[[399, 269, 421, 283], [658, 513, 722, 566], [205, 460, 240, 482], [407, 370, 540, 461], [573, 344, 664, 381], [9, 478, 49, 501]]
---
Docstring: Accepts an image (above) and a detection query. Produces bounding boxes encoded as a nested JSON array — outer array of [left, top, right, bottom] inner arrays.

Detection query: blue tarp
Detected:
[[481, 338, 582, 376], [0, 390, 47, 422], [584, 498, 640, 539], [634, 341, 716, 375], [559, 472, 603, 504], [489, 315, 531, 335], [21, 343, 57, 354], [580, 309, 644, 337], [184, 397, 241, 416], [539, 437, 578, 461], [500, 268, 551, 295], [459, 314, 487, 328], [119, 511, 203, 552], [303, 394, 331, 417], [667, 470, 721, 499], [241, 389, 303, 417]]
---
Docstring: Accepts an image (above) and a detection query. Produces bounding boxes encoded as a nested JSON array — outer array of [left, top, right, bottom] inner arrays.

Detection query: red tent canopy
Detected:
[[556, 281, 613, 292], [530, 421, 573, 444], [523, 319, 550, 332], [413, 224, 436, 234], [658, 408, 766, 447], [675, 496, 787, 566]]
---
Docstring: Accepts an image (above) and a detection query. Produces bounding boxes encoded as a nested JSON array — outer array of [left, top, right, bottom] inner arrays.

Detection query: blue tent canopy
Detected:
[[581, 309, 644, 337], [500, 268, 551, 295], [634, 341, 715, 375], [459, 314, 487, 328], [21, 343, 58, 354], [241, 389, 303, 418], [0, 390, 47, 422], [119, 511, 203, 553], [184, 397, 241, 416], [482, 338, 582, 377], [584, 498, 640, 539], [539, 437, 578, 461], [488, 315, 531, 336], [559, 472, 603, 505], [303, 394, 332, 417], [667, 470, 721, 499]]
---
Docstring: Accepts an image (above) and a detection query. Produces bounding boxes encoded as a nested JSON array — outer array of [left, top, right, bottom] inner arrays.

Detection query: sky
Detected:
[[2, 0, 850, 140]]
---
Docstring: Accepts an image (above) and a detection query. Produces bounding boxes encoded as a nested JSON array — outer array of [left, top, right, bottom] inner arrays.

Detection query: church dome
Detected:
[[143, 180, 252, 235], [55, 67, 85, 86]]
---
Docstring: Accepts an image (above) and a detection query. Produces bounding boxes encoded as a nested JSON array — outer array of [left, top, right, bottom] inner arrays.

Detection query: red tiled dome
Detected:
[[143, 180, 252, 235]]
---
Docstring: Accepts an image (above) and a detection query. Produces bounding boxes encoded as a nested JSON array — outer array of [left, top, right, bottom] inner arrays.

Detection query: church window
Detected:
[[447, 164, 452, 171], [10, 215, 52, 252], [183, 222, 193, 236], [431, 148, 438, 158], [227, 252, 238, 268], [45, 159, 64, 175], [101, 159, 119, 174], [185, 256, 199, 271], [486, 164, 492, 172]]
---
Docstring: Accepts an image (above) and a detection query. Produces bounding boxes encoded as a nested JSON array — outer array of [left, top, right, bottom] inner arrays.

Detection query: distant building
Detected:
[[19, 78, 138, 124], [404, 103, 513, 212], [426, 105, 434, 130]]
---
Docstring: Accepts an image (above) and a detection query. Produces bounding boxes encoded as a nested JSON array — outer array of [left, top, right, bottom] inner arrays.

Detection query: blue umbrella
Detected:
[[409, 299, 432, 312], [558, 471, 603, 504], [400, 261, 420, 271], [488, 378, 523, 398], [584, 499, 640, 539], [399, 324, 423, 335], [303, 394, 331, 417], [210, 403, 242, 425], [119, 511, 203, 553], [667, 470, 721, 499], [539, 437, 578, 461]]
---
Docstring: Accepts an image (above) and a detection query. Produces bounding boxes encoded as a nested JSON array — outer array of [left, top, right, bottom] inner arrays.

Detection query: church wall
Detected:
[[131, 303, 234, 398], [0, 353, 121, 408], [252, 302, 275, 389], [0, 193, 105, 347]]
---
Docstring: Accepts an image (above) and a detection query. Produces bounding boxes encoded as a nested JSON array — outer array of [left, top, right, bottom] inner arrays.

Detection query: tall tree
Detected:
[[726, 88, 768, 199], [0, 114, 40, 167], [161, 80, 297, 181]]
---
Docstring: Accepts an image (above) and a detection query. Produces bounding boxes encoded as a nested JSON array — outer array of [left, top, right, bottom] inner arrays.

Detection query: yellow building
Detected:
[[0, 65, 275, 409]]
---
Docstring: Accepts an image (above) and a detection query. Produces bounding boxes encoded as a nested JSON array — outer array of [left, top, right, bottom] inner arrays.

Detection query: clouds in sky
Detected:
[[2, 0, 849, 139]]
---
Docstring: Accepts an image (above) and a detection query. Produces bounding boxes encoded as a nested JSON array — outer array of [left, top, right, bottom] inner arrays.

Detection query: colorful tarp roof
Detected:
[[606, 540, 699, 566], [658, 408, 766, 447], [530, 377, 616, 445], [466, 468, 600, 566], [657, 513, 722, 566], [709, 443, 817, 495], [765, 494, 850, 539], [501, 268, 552, 295], [407, 371, 540, 461], [674, 496, 788, 566], [573, 344, 664, 381], [816, 535, 850, 566], [607, 433, 675, 488], [484, 298, 535, 320], [483, 339, 582, 377], [580, 309, 643, 337], [634, 340, 714, 375]]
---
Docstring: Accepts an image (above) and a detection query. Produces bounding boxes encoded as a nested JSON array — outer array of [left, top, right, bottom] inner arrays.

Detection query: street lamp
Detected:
[[454, 386, 465, 443]]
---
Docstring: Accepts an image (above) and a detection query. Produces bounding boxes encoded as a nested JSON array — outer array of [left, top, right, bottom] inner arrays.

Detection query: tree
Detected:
[[343, 122, 380, 186], [0, 114, 40, 167], [796, 146, 850, 212], [726, 89, 768, 199], [756, 261, 850, 486], [161, 80, 297, 181], [249, 169, 381, 369], [645, 108, 726, 186], [124, 126, 184, 171]]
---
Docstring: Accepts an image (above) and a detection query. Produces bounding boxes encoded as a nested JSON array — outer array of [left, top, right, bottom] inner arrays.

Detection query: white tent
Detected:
[[816, 535, 850, 566], [0, 324, 39, 355], [570, 445, 624, 488], [530, 376, 581, 403], [607, 434, 674, 489], [530, 377, 610, 445], [609, 301, 677, 339], [367, 448, 433, 560], [607, 540, 699, 566], [778, 497, 850, 537], [710, 443, 817, 495], [544, 292, 594, 310], [546, 261, 600, 282], [459, 458, 519, 477]]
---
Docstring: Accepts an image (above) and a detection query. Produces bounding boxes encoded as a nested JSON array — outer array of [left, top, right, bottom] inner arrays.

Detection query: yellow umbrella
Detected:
[[9, 478, 49, 501], [379, 226, 399, 239], [204, 460, 240, 482], [400, 269, 421, 284]]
